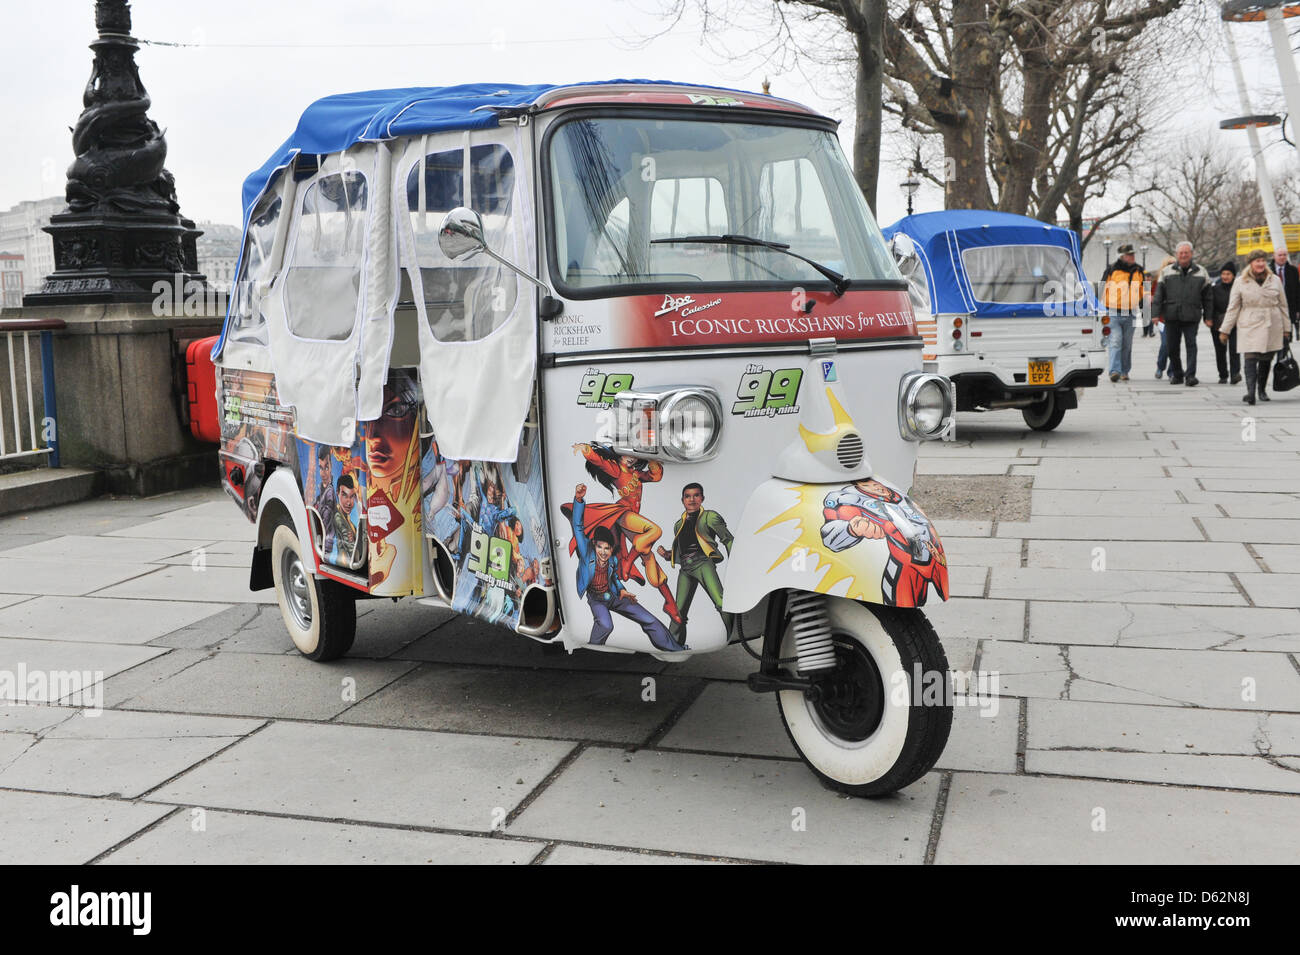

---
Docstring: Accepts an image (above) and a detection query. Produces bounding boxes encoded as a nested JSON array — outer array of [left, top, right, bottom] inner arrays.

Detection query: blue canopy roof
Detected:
[[238, 80, 754, 224], [881, 210, 1100, 318]]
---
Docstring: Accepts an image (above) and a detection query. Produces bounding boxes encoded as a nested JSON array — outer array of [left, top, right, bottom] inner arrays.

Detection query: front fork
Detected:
[[746, 589, 838, 696]]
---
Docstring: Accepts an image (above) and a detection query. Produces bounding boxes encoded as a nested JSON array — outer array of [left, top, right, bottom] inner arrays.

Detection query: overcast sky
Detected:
[[1, 0, 1295, 229]]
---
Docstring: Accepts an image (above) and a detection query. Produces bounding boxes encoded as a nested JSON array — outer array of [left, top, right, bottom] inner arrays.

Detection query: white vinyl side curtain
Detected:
[[264, 145, 398, 447], [394, 126, 538, 462]]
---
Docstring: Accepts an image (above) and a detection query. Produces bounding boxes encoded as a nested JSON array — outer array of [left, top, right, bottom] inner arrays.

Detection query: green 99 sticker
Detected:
[[732, 365, 803, 417], [467, 528, 512, 582], [578, 371, 634, 408]]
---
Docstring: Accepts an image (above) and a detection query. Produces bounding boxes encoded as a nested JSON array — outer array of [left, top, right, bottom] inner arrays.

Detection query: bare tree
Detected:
[[1139, 138, 1300, 269]]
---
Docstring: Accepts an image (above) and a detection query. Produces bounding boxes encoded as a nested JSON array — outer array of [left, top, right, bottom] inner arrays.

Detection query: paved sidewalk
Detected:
[[1, 334, 1297, 864]]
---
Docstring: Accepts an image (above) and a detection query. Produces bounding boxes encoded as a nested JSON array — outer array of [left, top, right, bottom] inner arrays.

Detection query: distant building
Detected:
[[195, 221, 242, 292], [0, 196, 63, 295], [0, 251, 23, 309]]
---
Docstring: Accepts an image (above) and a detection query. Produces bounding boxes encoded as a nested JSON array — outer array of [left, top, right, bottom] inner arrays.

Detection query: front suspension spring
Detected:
[[787, 591, 837, 674]]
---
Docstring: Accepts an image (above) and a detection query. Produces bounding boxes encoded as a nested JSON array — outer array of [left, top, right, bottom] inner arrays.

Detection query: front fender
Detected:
[[721, 477, 949, 614], [249, 467, 315, 590]]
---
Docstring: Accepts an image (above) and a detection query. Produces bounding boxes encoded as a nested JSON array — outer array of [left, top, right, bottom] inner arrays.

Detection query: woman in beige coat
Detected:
[[1220, 248, 1292, 404]]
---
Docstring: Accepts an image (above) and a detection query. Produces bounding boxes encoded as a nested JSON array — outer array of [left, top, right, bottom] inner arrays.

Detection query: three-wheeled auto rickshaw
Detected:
[[213, 80, 957, 796], [882, 210, 1107, 430]]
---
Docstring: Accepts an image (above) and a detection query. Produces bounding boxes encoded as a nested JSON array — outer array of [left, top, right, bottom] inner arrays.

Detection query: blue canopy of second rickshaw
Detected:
[[881, 210, 1101, 318]]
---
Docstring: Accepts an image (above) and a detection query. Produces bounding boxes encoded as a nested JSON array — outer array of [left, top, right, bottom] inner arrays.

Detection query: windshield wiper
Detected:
[[650, 233, 850, 296]]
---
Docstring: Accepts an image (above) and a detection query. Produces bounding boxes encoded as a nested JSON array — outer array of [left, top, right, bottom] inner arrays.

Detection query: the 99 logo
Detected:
[[732, 365, 803, 417], [467, 528, 512, 582], [578, 371, 634, 408]]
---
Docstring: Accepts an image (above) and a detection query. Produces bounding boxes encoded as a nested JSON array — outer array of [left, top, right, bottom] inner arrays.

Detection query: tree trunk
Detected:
[[849, 0, 885, 212], [944, 0, 995, 209]]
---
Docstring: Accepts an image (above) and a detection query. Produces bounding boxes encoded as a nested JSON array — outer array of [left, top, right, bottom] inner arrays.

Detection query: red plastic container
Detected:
[[185, 336, 221, 444]]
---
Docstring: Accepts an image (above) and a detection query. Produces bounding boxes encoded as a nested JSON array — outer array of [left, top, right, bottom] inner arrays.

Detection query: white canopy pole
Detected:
[[1265, 5, 1300, 165], [1225, 20, 1288, 254]]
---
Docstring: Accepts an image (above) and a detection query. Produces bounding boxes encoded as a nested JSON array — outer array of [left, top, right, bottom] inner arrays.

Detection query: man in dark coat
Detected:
[[1210, 260, 1241, 385], [1152, 241, 1214, 386], [1271, 249, 1300, 337]]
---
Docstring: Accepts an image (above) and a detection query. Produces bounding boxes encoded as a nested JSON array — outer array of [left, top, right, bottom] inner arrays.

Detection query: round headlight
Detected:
[[661, 392, 721, 460], [911, 380, 947, 435]]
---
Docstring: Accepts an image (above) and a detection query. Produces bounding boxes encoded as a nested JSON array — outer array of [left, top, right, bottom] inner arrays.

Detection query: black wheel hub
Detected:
[[809, 636, 886, 742]]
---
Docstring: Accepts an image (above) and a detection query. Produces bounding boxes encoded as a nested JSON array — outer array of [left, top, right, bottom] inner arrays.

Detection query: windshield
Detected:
[[960, 244, 1081, 305], [547, 116, 900, 294]]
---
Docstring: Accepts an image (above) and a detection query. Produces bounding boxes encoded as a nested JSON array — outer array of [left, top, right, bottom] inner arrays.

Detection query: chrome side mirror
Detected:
[[890, 232, 917, 261], [438, 207, 489, 261]]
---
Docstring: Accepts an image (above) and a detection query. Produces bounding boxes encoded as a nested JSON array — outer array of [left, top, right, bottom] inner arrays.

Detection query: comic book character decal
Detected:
[[656, 482, 734, 643], [334, 474, 361, 560], [298, 435, 368, 568], [820, 478, 948, 607], [219, 369, 297, 518], [566, 484, 686, 652], [565, 442, 681, 624], [364, 372, 422, 591]]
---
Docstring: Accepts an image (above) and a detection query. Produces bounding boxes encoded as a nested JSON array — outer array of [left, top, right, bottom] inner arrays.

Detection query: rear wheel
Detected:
[[776, 598, 951, 797], [270, 522, 356, 661], [1022, 393, 1066, 431]]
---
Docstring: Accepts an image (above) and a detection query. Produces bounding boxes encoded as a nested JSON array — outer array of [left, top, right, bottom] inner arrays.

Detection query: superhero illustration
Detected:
[[363, 372, 422, 591], [299, 434, 367, 568], [820, 478, 948, 607], [566, 483, 686, 652], [445, 461, 540, 624], [656, 482, 734, 644], [565, 442, 681, 624], [334, 474, 361, 561]]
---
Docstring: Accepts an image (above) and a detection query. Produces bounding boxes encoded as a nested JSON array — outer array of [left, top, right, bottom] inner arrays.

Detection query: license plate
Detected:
[[1028, 360, 1055, 385]]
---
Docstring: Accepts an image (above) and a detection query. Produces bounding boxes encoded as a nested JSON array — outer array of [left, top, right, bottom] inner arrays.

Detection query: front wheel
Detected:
[[1022, 392, 1066, 431], [776, 599, 951, 797], [270, 522, 356, 661]]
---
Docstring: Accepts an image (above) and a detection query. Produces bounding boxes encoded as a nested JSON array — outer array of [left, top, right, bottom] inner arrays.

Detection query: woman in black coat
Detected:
[[1210, 260, 1241, 385]]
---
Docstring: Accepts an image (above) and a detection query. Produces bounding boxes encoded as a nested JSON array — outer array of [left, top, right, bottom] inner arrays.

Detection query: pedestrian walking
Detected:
[[1152, 255, 1174, 375], [1210, 260, 1242, 385], [1220, 249, 1292, 405], [1152, 242, 1213, 386], [1102, 243, 1144, 382], [1270, 248, 1300, 338]]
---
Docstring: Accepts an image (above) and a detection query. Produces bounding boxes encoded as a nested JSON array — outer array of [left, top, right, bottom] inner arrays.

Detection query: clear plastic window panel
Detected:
[[404, 144, 518, 342], [284, 170, 368, 342], [228, 193, 282, 345], [960, 245, 1078, 305]]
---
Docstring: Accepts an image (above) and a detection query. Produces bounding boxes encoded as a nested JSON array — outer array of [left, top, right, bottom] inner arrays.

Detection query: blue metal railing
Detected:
[[0, 318, 64, 468]]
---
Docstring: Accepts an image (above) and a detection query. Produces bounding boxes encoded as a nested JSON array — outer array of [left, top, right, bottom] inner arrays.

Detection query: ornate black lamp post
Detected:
[[26, 0, 205, 304]]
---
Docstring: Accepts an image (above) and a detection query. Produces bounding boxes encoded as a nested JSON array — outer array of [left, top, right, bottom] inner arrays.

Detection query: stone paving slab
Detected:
[[935, 772, 1300, 864], [0, 595, 227, 644], [0, 708, 262, 798], [914, 595, 1023, 644], [1025, 698, 1300, 794], [107, 515, 255, 543], [95, 565, 277, 604], [987, 567, 1244, 605], [120, 652, 418, 721], [336, 663, 698, 744], [942, 536, 1023, 569], [993, 517, 1205, 541], [148, 721, 575, 832], [0, 637, 167, 703], [0, 789, 173, 865], [1026, 540, 1258, 573], [0, 556, 160, 596], [1027, 601, 1300, 652], [0, 594, 32, 610], [509, 748, 938, 864], [916, 458, 1013, 475], [1189, 491, 1300, 519], [541, 844, 727, 864], [1234, 572, 1300, 608], [1200, 517, 1300, 544], [1253, 544, 1300, 573], [97, 649, 210, 709], [1029, 489, 1218, 517], [99, 809, 540, 865], [979, 641, 1300, 711], [0, 534, 212, 564]]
